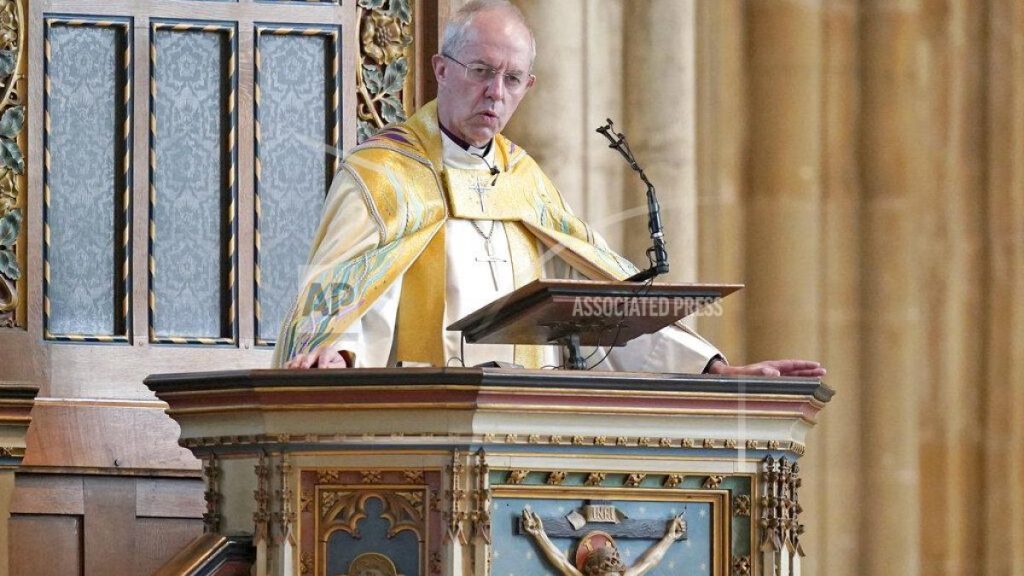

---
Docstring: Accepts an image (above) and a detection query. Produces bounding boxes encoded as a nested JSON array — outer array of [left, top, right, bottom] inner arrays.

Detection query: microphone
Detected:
[[472, 152, 501, 185], [596, 118, 669, 282]]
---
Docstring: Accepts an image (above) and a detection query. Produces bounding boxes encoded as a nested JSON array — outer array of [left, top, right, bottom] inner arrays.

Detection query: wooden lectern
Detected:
[[148, 368, 832, 576], [448, 279, 743, 368]]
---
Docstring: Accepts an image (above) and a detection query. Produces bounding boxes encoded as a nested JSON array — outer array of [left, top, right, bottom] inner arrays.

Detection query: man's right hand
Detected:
[[284, 348, 355, 369]]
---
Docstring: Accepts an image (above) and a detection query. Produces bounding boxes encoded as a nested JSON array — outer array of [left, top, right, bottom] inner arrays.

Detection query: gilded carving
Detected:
[[703, 475, 724, 489], [724, 439, 737, 449], [446, 449, 468, 543], [0, 0, 24, 328], [759, 456, 805, 556], [549, 435, 564, 445], [506, 469, 529, 484], [682, 438, 695, 448], [362, 470, 383, 483], [254, 454, 271, 545], [584, 472, 606, 486], [745, 440, 759, 450], [300, 490, 313, 513], [572, 435, 586, 445], [430, 552, 442, 575], [663, 474, 683, 488], [702, 439, 715, 449], [356, 0, 413, 142], [320, 490, 424, 537], [546, 471, 567, 485], [528, 434, 541, 444], [624, 473, 646, 487], [276, 456, 296, 544], [659, 437, 673, 447], [300, 551, 313, 575], [732, 555, 751, 575], [471, 449, 492, 544], [403, 470, 425, 484], [615, 436, 629, 446], [734, 494, 751, 517], [202, 454, 222, 533], [638, 437, 652, 447], [504, 433, 518, 444], [594, 436, 608, 446]]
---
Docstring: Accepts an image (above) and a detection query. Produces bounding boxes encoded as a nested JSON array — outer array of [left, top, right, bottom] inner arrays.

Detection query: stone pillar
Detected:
[[914, 2, 988, 574], [819, 1, 862, 574], [860, 1, 925, 573], [505, 0, 586, 212], [744, 1, 824, 573], [695, 0, 747, 360], [624, 0, 698, 282], [983, 1, 1024, 573]]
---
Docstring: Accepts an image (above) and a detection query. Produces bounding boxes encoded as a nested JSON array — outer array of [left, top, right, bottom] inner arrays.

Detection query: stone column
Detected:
[[859, 1, 925, 573], [624, 0, 698, 282], [505, 0, 586, 212], [744, 1, 824, 572], [695, 0, 747, 360], [914, 2, 988, 573], [983, 0, 1024, 573], [819, 1, 862, 574]]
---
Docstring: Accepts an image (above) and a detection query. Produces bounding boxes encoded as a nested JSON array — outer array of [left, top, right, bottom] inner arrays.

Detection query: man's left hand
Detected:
[[707, 359, 825, 378]]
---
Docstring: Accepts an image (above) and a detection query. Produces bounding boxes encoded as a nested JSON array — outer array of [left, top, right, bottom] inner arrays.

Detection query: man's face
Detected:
[[433, 10, 535, 147]]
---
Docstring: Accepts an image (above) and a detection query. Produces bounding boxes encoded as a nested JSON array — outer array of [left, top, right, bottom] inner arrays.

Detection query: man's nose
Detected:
[[483, 74, 506, 99]]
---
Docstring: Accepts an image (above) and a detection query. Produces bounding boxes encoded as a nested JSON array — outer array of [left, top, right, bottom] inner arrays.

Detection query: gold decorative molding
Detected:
[[584, 472, 606, 486], [178, 432, 808, 454], [703, 475, 724, 489], [202, 454, 222, 533], [355, 0, 413, 142], [506, 469, 529, 485], [361, 470, 383, 483], [732, 555, 751, 575], [275, 455, 295, 544], [545, 471, 567, 485], [253, 453, 271, 546], [758, 456, 805, 557], [0, 0, 25, 328], [663, 474, 683, 488], [445, 449, 468, 543], [470, 449, 491, 544], [624, 473, 646, 487], [734, 494, 751, 517]]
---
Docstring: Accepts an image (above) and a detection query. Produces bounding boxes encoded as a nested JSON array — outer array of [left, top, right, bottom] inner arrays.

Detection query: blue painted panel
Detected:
[[326, 497, 421, 576], [492, 498, 713, 576]]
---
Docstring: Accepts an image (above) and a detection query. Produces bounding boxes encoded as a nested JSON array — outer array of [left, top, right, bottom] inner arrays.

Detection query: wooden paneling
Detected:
[[9, 474, 204, 575], [9, 515, 82, 576], [20, 403, 200, 471], [134, 518, 205, 576]]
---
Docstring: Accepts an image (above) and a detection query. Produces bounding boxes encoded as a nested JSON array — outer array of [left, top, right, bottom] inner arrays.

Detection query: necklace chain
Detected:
[[470, 219, 496, 242]]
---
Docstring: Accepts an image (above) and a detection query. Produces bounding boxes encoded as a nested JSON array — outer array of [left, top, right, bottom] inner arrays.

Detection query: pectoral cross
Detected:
[[475, 232, 507, 291], [469, 177, 492, 211]]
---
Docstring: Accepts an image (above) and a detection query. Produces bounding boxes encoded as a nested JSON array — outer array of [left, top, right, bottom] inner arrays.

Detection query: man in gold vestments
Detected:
[[274, 0, 825, 379]]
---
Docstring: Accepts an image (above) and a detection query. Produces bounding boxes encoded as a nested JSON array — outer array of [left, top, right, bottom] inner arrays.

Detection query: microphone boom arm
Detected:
[[596, 119, 669, 282]]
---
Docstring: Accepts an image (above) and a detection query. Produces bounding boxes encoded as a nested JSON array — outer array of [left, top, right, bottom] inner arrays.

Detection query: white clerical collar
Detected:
[[440, 130, 496, 170]]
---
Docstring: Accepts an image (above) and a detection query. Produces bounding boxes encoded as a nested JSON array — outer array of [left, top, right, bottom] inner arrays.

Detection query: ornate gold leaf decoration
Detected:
[[320, 490, 424, 539], [624, 473, 646, 487], [663, 474, 683, 488], [734, 494, 751, 517], [202, 454, 222, 533], [584, 472, 606, 486], [732, 555, 751, 575], [0, 0, 25, 328], [759, 456, 805, 557], [546, 471, 567, 485], [506, 469, 529, 484], [703, 475, 724, 489], [356, 0, 413, 142]]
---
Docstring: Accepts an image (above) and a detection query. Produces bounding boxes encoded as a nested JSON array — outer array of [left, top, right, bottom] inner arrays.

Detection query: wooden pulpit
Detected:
[[148, 368, 832, 576]]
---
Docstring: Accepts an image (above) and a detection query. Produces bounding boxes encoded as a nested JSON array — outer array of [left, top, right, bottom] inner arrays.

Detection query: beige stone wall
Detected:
[[505, 0, 1024, 573]]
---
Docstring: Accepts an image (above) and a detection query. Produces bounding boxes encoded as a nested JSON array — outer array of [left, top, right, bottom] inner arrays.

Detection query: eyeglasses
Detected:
[[442, 53, 532, 94]]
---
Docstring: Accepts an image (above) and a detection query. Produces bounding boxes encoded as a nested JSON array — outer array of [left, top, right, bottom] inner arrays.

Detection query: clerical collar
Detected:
[[439, 122, 492, 157]]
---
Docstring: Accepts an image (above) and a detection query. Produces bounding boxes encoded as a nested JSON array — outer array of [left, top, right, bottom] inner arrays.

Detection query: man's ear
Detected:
[[431, 53, 447, 82]]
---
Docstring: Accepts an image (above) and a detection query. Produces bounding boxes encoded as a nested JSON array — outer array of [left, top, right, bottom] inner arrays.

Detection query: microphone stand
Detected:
[[597, 119, 669, 283]]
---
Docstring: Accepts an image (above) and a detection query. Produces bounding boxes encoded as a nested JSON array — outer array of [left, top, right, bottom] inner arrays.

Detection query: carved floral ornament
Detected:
[[0, 0, 24, 327], [356, 0, 413, 142]]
